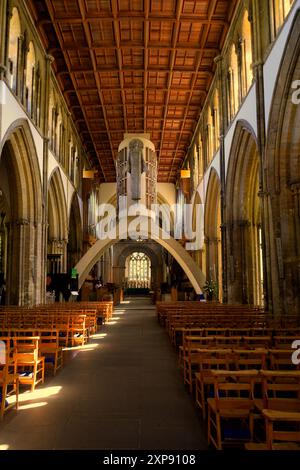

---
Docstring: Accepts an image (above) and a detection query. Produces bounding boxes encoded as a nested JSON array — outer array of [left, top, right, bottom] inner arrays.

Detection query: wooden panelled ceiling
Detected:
[[28, 0, 238, 182]]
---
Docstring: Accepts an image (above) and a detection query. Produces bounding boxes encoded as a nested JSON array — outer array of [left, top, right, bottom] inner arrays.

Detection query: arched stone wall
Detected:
[[48, 168, 68, 273], [113, 242, 163, 290], [67, 192, 83, 272], [265, 10, 300, 315], [225, 120, 263, 306], [0, 119, 44, 304], [204, 168, 222, 299]]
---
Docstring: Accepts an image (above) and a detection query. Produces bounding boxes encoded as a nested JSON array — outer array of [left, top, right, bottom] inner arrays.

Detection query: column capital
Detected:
[[0, 64, 7, 78], [290, 182, 300, 194], [214, 55, 223, 65], [258, 190, 270, 198], [45, 54, 55, 64], [232, 219, 251, 228]]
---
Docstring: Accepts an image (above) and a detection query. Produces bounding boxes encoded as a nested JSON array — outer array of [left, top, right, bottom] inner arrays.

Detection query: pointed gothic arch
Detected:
[[47, 168, 68, 274], [67, 192, 82, 272], [74, 216, 206, 295], [0, 119, 43, 305], [204, 169, 222, 300], [265, 10, 300, 315], [225, 120, 263, 306]]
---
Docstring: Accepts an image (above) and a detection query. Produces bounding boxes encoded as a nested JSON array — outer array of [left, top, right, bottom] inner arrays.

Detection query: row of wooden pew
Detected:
[[159, 301, 300, 450], [0, 301, 114, 421]]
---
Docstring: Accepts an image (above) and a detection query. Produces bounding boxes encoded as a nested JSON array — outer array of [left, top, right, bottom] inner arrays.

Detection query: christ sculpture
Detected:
[[127, 139, 147, 200]]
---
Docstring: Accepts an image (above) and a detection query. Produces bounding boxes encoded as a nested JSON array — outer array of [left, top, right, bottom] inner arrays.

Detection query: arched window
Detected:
[[25, 42, 36, 117], [59, 122, 65, 166], [7, 8, 21, 93], [48, 91, 55, 150], [241, 10, 253, 96], [228, 44, 239, 121], [270, 0, 294, 34], [206, 108, 214, 163], [126, 252, 151, 289], [34, 63, 41, 125], [56, 113, 62, 157], [75, 152, 80, 188], [212, 90, 220, 152], [193, 144, 198, 190], [198, 136, 204, 181]]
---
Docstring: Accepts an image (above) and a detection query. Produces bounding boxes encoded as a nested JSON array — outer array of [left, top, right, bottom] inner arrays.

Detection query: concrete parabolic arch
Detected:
[[75, 217, 206, 294]]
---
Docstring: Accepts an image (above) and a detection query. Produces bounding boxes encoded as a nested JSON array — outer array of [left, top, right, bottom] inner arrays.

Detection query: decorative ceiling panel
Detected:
[[28, 0, 238, 182]]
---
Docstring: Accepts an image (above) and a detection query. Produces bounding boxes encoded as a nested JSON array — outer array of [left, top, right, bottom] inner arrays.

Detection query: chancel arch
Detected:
[[74, 216, 206, 295], [113, 243, 162, 291]]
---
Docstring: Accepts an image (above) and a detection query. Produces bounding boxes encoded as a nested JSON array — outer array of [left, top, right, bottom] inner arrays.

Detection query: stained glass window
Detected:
[[127, 252, 151, 288]]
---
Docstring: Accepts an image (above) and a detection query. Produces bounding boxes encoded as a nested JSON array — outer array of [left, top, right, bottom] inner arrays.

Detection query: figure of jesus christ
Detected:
[[127, 139, 147, 201]]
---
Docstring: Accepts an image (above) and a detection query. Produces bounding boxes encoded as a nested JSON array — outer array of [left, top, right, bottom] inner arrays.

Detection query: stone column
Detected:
[[5, 218, 41, 306], [41, 54, 54, 303], [291, 183, 300, 257], [252, 0, 271, 312], [214, 54, 228, 303], [228, 219, 251, 304]]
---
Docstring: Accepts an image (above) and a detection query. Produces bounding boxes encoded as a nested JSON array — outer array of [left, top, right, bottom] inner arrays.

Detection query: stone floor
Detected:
[[0, 297, 207, 450]]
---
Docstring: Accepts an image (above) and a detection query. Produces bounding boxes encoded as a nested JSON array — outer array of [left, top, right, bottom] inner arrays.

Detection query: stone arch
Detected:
[[191, 191, 205, 273], [114, 243, 162, 290], [204, 168, 222, 299], [0, 119, 43, 305], [74, 217, 206, 294], [265, 9, 300, 315], [47, 168, 68, 273], [225, 120, 263, 306]]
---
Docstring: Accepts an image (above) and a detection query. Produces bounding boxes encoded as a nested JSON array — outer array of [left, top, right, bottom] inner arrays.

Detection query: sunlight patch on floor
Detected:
[[63, 343, 99, 352], [91, 333, 107, 339], [0, 445, 9, 450], [18, 401, 48, 410]]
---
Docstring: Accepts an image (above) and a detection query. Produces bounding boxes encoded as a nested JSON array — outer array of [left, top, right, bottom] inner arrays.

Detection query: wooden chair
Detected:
[[67, 315, 88, 347], [195, 349, 234, 420], [269, 348, 298, 370], [39, 330, 63, 376], [245, 408, 300, 450], [207, 370, 259, 449], [255, 370, 300, 414], [263, 409, 300, 450], [233, 349, 268, 371], [13, 336, 45, 392], [0, 338, 19, 420]]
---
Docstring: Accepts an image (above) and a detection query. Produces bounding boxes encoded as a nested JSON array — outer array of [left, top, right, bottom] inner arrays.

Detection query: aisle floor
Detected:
[[0, 298, 207, 450]]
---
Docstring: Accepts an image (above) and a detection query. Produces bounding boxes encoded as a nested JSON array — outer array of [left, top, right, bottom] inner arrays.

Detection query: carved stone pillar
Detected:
[[228, 219, 251, 304], [291, 183, 300, 257], [5, 218, 42, 306], [252, 53, 270, 311], [214, 54, 228, 303]]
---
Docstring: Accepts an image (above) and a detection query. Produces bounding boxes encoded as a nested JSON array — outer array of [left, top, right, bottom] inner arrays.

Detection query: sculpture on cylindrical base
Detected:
[[117, 134, 157, 210]]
